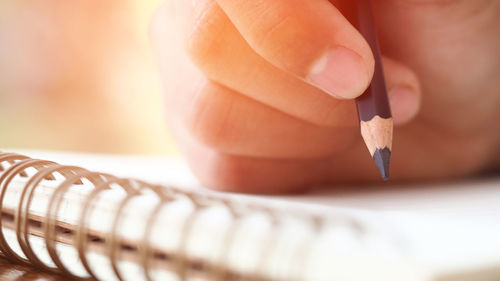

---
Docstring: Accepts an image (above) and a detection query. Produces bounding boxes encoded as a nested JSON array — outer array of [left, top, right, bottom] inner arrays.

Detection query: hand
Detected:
[[152, 0, 500, 193]]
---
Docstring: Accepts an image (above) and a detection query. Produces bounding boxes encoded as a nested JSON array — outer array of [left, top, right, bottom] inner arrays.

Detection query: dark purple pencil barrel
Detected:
[[354, 0, 392, 122]]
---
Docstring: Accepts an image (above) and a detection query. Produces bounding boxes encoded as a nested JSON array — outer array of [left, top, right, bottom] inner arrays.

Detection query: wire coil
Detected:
[[0, 152, 367, 281]]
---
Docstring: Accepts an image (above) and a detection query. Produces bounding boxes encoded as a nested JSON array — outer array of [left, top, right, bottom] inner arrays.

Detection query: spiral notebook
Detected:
[[0, 150, 500, 281]]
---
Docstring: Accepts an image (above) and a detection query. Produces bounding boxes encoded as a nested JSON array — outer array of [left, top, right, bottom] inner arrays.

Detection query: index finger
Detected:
[[214, 0, 374, 99]]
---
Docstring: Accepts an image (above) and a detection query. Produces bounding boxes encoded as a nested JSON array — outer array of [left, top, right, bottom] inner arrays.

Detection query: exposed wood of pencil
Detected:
[[354, 0, 393, 180], [360, 116, 393, 156]]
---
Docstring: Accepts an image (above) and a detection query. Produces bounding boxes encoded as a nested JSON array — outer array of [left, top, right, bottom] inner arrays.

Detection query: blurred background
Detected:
[[0, 0, 177, 155]]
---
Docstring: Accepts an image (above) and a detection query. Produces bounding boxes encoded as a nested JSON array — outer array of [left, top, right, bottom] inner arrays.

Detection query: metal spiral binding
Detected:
[[0, 152, 368, 281]]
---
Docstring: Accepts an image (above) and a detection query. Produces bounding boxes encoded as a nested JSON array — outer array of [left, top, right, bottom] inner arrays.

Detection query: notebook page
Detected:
[[14, 150, 500, 213], [6, 149, 500, 280], [16, 149, 500, 220]]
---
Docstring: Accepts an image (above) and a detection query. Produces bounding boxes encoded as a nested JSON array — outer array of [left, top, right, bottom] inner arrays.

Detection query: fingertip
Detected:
[[382, 57, 421, 125], [388, 85, 421, 125]]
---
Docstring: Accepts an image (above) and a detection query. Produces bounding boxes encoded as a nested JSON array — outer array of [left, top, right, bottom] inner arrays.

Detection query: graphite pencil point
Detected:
[[373, 148, 391, 180]]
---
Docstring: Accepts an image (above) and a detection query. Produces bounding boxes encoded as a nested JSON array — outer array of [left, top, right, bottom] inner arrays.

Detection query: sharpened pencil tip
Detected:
[[373, 148, 391, 180]]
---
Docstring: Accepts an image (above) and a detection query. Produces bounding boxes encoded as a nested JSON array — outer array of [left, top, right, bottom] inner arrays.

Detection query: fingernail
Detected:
[[307, 46, 371, 99], [388, 86, 420, 125]]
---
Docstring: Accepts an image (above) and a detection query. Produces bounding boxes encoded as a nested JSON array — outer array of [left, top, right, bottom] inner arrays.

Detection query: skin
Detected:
[[152, 0, 500, 193]]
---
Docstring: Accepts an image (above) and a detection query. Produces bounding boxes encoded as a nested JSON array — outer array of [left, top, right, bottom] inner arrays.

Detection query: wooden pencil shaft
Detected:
[[354, 0, 392, 122], [352, 0, 393, 180]]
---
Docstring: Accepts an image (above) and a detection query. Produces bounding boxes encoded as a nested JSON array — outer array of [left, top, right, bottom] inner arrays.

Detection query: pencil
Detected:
[[354, 0, 393, 180]]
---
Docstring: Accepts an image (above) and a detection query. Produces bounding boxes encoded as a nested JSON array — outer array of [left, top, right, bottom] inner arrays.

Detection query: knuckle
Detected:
[[184, 25, 217, 69], [182, 83, 232, 150], [249, 11, 294, 51], [184, 2, 225, 70], [243, 5, 321, 73], [253, 16, 310, 68]]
